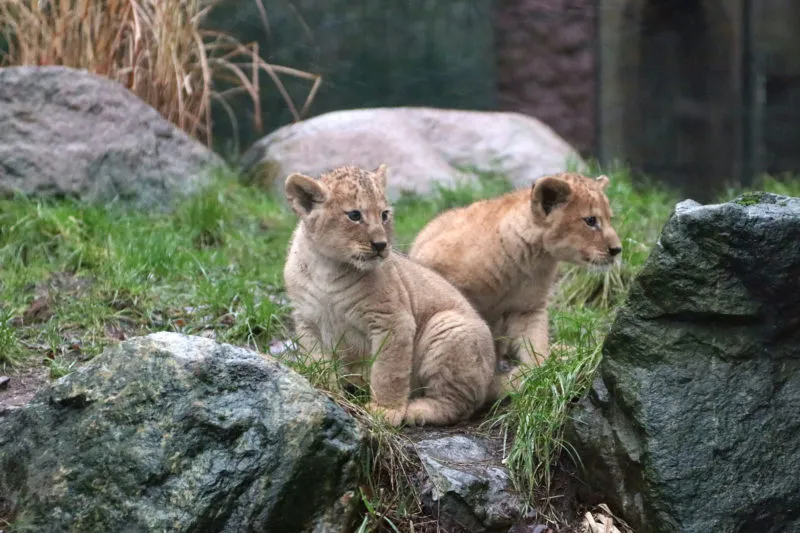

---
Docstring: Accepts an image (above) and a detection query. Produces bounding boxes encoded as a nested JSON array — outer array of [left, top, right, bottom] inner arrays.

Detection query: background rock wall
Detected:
[[493, 0, 598, 156]]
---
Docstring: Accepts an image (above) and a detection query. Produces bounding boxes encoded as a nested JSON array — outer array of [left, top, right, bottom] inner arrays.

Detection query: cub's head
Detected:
[[530, 172, 622, 270], [285, 164, 393, 270]]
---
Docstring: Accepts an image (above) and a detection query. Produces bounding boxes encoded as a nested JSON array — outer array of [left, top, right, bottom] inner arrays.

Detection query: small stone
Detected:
[[269, 339, 297, 357], [0, 376, 9, 390], [413, 434, 523, 532]]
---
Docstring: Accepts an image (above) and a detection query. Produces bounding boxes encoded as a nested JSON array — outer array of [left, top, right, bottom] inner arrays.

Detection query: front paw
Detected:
[[366, 402, 407, 427]]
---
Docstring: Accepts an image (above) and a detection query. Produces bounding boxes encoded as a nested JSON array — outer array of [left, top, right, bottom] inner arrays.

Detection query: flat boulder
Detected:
[[0, 66, 222, 210], [0, 332, 363, 533], [240, 107, 584, 199], [567, 193, 800, 533]]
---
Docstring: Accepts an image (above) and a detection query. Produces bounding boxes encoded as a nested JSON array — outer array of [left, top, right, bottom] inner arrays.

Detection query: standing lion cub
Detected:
[[282, 164, 495, 426], [409, 172, 622, 396]]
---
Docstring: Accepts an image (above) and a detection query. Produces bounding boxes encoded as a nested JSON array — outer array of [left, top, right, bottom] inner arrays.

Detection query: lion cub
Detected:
[[282, 164, 495, 426], [409, 172, 622, 396]]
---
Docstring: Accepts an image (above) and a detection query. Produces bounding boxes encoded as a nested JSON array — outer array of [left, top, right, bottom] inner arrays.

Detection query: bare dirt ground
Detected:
[[0, 364, 48, 416]]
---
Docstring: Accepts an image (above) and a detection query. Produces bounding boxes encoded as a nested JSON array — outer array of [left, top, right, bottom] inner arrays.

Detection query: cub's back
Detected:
[[391, 252, 482, 319], [409, 189, 525, 257]]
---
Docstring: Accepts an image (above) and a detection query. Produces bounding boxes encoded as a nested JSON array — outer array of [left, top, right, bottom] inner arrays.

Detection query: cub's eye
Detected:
[[346, 210, 362, 222], [583, 216, 597, 227], [381, 210, 390, 223]]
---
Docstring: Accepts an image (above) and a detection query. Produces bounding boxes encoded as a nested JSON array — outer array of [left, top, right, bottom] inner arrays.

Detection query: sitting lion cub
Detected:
[[409, 172, 622, 396], [282, 164, 495, 426]]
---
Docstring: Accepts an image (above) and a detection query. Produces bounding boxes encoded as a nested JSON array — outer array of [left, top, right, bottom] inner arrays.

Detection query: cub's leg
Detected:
[[502, 308, 550, 367], [365, 317, 416, 427], [406, 312, 494, 426], [488, 308, 550, 399]]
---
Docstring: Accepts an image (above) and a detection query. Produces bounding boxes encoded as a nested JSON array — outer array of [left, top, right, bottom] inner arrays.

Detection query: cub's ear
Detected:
[[285, 173, 327, 217], [532, 176, 572, 217], [373, 164, 389, 191], [595, 174, 610, 190]]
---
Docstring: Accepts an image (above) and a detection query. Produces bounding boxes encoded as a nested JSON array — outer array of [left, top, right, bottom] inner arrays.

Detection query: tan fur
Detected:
[[408, 172, 622, 398], [283, 165, 495, 426]]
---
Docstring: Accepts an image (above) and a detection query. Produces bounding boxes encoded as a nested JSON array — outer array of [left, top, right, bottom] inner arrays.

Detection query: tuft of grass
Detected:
[[353, 409, 423, 533], [279, 343, 425, 532], [731, 192, 765, 207], [45, 356, 78, 379], [487, 308, 610, 505], [717, 173, 800, 201], [0, 308, 24, 369], [0, 0, 321, 147]]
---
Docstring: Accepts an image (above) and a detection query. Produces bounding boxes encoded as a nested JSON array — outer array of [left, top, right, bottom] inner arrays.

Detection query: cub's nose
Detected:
[[371, 241, 388, 252], [609, 246, 622, 257]]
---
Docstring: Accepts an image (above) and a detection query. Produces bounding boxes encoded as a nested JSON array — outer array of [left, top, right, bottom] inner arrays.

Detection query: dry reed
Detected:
[[0, 0, 321, 147]]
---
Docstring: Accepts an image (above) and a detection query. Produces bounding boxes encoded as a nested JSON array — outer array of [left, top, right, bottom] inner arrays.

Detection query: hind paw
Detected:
[[366, 402, 406, 427]]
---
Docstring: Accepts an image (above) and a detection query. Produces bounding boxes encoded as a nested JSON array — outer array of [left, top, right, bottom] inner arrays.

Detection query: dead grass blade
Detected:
[[0, 0, 322, 148]]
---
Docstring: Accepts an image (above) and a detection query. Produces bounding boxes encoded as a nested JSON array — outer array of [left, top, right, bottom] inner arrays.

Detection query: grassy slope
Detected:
[[0, 172, 295, 373], [0, 170, 516, 372], [1, 167, 798, 526]]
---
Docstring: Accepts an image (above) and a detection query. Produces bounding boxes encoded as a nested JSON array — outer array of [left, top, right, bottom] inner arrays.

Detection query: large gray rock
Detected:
[[0, 332, 363, 533], [567, 193, 800, 533], [0, 66, 222, 210], [240, 107, 584, 200], [413, 433, 524, 532]]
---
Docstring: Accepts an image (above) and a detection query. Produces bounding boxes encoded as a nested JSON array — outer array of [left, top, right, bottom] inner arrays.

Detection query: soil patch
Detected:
[[0, 364, 48, 416]]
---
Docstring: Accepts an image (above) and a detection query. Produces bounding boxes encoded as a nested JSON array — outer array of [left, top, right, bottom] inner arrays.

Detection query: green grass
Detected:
[[2, 163, 796, 528], [487, 308, 608, 503], [0, 308, 24, 367], [0, 169, 298, 370], [717, 173, 800, 201]]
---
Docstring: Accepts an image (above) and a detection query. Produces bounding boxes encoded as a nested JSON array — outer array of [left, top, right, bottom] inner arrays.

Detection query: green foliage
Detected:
[[0, 170, 298, 370], [731, 192, 766, 207], [0, 308, 24, 368], [717, 173, 800, 201], [487, 308, 610, 503]]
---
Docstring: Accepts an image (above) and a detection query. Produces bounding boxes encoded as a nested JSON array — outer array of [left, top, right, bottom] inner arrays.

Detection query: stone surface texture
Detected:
[[567, 193, 800, 533], [493, 0, 597, 155], [239, 107, 584, 200], [413, 433, 524, 532], [0, 66, 221, 210], [0, 332, 363, 533]]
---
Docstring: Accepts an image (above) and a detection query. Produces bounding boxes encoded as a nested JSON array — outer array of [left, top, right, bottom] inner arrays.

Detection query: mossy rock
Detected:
[[567, 193, 800, 533], [0, 332, 363, 533]]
